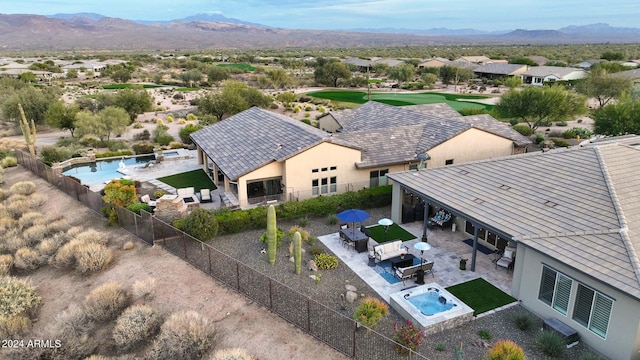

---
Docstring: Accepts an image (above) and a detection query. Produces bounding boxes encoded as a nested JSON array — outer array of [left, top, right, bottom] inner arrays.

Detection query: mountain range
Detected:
[[0, 13, 638, 51]]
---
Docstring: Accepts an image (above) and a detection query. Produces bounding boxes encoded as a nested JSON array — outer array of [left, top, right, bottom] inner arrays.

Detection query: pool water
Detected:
[[63, 156, 154, 185], [407, 291, 454, 316]]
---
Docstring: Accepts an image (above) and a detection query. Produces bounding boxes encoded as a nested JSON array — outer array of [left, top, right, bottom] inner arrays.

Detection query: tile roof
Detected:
[[520, 66, 585, 78], [389, 142, 640, 299], [190, 107, 348, 180], [473, 63, 527, 75], [612, 68, 640, 80], [331, 102, 531, 167]]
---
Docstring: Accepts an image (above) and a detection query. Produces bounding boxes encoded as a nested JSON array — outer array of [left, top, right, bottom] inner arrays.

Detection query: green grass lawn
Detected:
[[307, 90, 493, 112], [217, 63, 256, 71], [446, 278, 516, 315], [102, 84, 162, 89], [174, 87, 200, 92], [157, 169, 217, 193], [366, 224, 417, 243]]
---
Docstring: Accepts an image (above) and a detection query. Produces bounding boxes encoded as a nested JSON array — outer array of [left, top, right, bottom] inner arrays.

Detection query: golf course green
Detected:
[[307, 90, 494, 111]]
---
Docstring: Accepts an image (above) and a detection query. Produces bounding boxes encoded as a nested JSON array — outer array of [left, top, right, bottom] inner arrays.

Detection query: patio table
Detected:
[[340, 228, 369, 253], [389, 254, 415, 269]]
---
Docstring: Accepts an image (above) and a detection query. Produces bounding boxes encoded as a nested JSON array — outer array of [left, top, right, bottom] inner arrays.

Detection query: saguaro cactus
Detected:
[[293, 231, 302, 275], [267, 205, 277, 265], [18, 103, 37, 157]]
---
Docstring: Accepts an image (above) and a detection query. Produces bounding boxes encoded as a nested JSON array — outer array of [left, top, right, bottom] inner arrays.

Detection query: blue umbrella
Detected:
[[337, 209, 371, 224]]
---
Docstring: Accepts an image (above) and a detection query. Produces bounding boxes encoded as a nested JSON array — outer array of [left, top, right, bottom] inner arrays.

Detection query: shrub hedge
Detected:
[[215, 185, 391, 235]]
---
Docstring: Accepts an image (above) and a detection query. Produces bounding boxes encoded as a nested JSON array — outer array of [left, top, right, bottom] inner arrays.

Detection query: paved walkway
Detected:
[[319, 222, 513, 303]]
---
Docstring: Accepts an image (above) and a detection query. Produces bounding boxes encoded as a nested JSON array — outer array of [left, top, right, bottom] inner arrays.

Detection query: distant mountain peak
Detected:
[[49, 12, 106, 20]]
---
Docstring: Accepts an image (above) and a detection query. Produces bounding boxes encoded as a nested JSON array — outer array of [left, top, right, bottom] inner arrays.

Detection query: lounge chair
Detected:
[[135, 160, 155, 170], [199, 189, 212, 202], [140, 194, 156, 207], [496, 248, 515, 271]]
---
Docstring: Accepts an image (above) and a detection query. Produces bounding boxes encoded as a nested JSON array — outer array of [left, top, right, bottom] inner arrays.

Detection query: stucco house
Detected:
[[473, 63, 529, 80], [418, 57, 452, 68], [520, 66, 587, 86], [191, 102, 531, 209], [612, 68, 640, 84], [387, 137, 640, 360]]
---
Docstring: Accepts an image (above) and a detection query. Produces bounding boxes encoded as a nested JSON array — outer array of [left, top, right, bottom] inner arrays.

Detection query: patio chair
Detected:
[[140, 194, 156, 207], [199, 189, 212, 202], [496, 248, 515, 271], [135, 160, 155, 170]]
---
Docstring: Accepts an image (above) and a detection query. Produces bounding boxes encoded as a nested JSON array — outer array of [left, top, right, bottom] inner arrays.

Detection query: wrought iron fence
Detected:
[[14, 149, 428, 360]]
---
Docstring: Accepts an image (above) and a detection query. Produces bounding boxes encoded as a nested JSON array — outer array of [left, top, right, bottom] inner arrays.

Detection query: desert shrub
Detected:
[[0, 315, 31, 338], [155, 134, 174, 146], [133, 129, 151, 141], [0, 277, 42, 335], [50, 239, 81, 269], [555, 121, 568, 127], [479, 329, 493, 340], [259, 228, 285, 247], [74, 229, 110, 245], [183, 208, 219, 242], [46, 217, 69, 234], [132, 278, 156, 301], [0, 189, 4, 201], [514, 312, 533, 331], [566, 127, 592, 139], [45, 334, 97, 360], [66, 226, 83, 237], [13, 247, 45, 271], [485, 339, 526, 360], [153, 190, 167, 199], [314, 253, 338, 269], [579, 352, 602, 360], [95, 150, 134, 158], [327, 214, 338, 225], [126, 202, 153, 215], [1, 157, 16, 168], [511, 124, 533, 136], [21, 224, 49, 244], [287, 225, 309, 243], [40, 145, 75, 165], [169, 141, 183, 149], [17, 211, 44, 229], [5, 199, 31, 218], [534, 134, 545, 144], [210, 348, 255, 360], [148, 311, 215, 360], [133, 122, 143, 129], [132, 142, 155, 154], [535, 330, 565, 358], [112, 305, 162, 351], [75, 242, 113, 273], [28, 193, 47, 209], [392, 320, 424, 355], [551, 138, 570, 148], [1, 229, 27, 253], [84, 281, 131, 322], [37, 236, 65, 257], [54, 303, 93, 338], [309, 247, 323, 256], [179, 123, 202, 144], [0, 254, 13, 276], [353, 297, 388, 328]]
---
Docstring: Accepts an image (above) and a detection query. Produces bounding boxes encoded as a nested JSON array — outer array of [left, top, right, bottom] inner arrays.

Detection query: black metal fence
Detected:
[[15, 149, 428, 360]]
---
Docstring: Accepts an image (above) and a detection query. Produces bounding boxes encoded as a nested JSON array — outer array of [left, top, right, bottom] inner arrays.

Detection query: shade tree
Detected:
[[593, 95, 640, 136], [45, 100, 80, 137], [314, 59, 351, 87], [75, 106, 130, 142], [575, 68, 633, 108]]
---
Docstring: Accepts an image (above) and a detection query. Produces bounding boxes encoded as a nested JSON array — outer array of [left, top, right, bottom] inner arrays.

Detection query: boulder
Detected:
[[307, 260, 318, 272], [345, 291, 358, 303]]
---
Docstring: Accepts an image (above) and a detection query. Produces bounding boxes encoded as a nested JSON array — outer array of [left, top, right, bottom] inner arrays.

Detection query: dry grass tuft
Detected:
[[37, 232, 68, 257], [148, 310, 215, 360], [132, 278, 156, 301], [0, 276, 42, 337], [66, 226, 83, 237], [112, 304, 162, 351], [0, 315, 31, 339], [17, 211, 45, 229], [46, 217, 69, 234], [5, 198, 32, 218], [13, 247, 45, 271], [53, 303, 93, 338], [123, 241, 134, 250], [2, 228, 28, 253], [83, 281, 131, 322], [21, 224, 49, 245], [49, 238, 83, 269], [9, 181, 36, 196], [0, 254, 14, 276], [210, 348, 255, 360], [75, 242, 113, 273], [74, 229, 110, 246], [28, 193, 47, 208]]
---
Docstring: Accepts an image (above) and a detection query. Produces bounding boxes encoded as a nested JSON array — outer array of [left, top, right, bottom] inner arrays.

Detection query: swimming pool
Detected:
[[62, 155, 154, 186], [389, 283, 474, 334]]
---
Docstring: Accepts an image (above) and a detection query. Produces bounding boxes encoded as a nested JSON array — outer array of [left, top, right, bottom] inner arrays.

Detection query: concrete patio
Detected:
[[319, 221, 513, 303]]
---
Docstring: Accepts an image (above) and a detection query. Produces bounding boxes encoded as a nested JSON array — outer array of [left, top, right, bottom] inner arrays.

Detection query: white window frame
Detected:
[[538, 266, 572, 316], [572, 283, 613, 339]]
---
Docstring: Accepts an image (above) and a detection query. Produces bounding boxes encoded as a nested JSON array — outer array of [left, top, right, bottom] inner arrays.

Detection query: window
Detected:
[[330, 176, 337, 192], [312, 169, 319, 173], [573, 284, 613, 338], [321, 178, 328, 194], [330, 166, 337, 171], [538, 266, 572, 315], [321, 167, 328, 172], [311, 179, 318, 195], [369, 169, 389, 187], [445, 159, 454, 165], [409, 164, 418, 170]]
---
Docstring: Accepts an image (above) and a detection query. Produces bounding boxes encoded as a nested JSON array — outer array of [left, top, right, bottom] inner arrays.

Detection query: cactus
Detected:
[[267, 205, 277, 265], [293, 231, 302, 274], [18, 103, 37, 157]]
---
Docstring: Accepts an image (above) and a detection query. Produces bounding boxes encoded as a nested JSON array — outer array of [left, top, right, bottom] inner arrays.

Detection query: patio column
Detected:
[[421, 201, 429, 242], [470, 224, 479, 272]]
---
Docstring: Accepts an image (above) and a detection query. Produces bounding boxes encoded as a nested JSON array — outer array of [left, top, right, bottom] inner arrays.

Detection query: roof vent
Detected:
[[544, 200, 558, 208], [473, 198, 485, 204], [459, 170, 469, 175], [499, 184, 511, 190]]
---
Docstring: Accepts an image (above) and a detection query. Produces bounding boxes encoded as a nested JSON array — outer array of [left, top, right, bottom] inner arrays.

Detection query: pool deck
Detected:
[[318, 222, 513, 304]]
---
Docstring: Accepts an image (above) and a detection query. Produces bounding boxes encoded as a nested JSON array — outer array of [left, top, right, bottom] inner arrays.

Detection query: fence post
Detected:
[[352, 321, 357, 359], [134, 212, 139, 237], [307, 298, 311, 332], [236, 262, 240, 290], [269, 278, 273, 309], [207, 246, 212, 275], [182, 233, 187, 260]]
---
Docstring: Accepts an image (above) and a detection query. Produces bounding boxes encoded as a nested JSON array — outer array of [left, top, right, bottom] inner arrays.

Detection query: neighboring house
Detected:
[[520, 66, 587, 86], [342, 57, 373, 72], [454, 56, 492, 64], [191, 102, 531, 209], [574, 59, 606, 70], [473, 63, 528, 80], [418, 57, 451, 68], [612, 68, 640, 84], [61, 61, 107, 72], [388, 137, 640, 360], [526, 55, 550, 66], [371, 57, 404, 67]]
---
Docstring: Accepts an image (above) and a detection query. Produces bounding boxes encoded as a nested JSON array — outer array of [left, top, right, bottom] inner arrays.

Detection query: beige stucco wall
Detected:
[[514, 245, 640, 360], [237, 161, 284, 207], [425, 128, 514, 167], [283, 142, 361, 201]]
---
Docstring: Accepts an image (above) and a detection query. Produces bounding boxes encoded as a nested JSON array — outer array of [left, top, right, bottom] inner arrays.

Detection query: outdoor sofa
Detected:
[[374, 240, 407, 261]]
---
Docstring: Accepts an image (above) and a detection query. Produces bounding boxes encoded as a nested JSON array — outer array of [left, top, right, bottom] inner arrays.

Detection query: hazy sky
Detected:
[[1, 0, 638, 31]]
